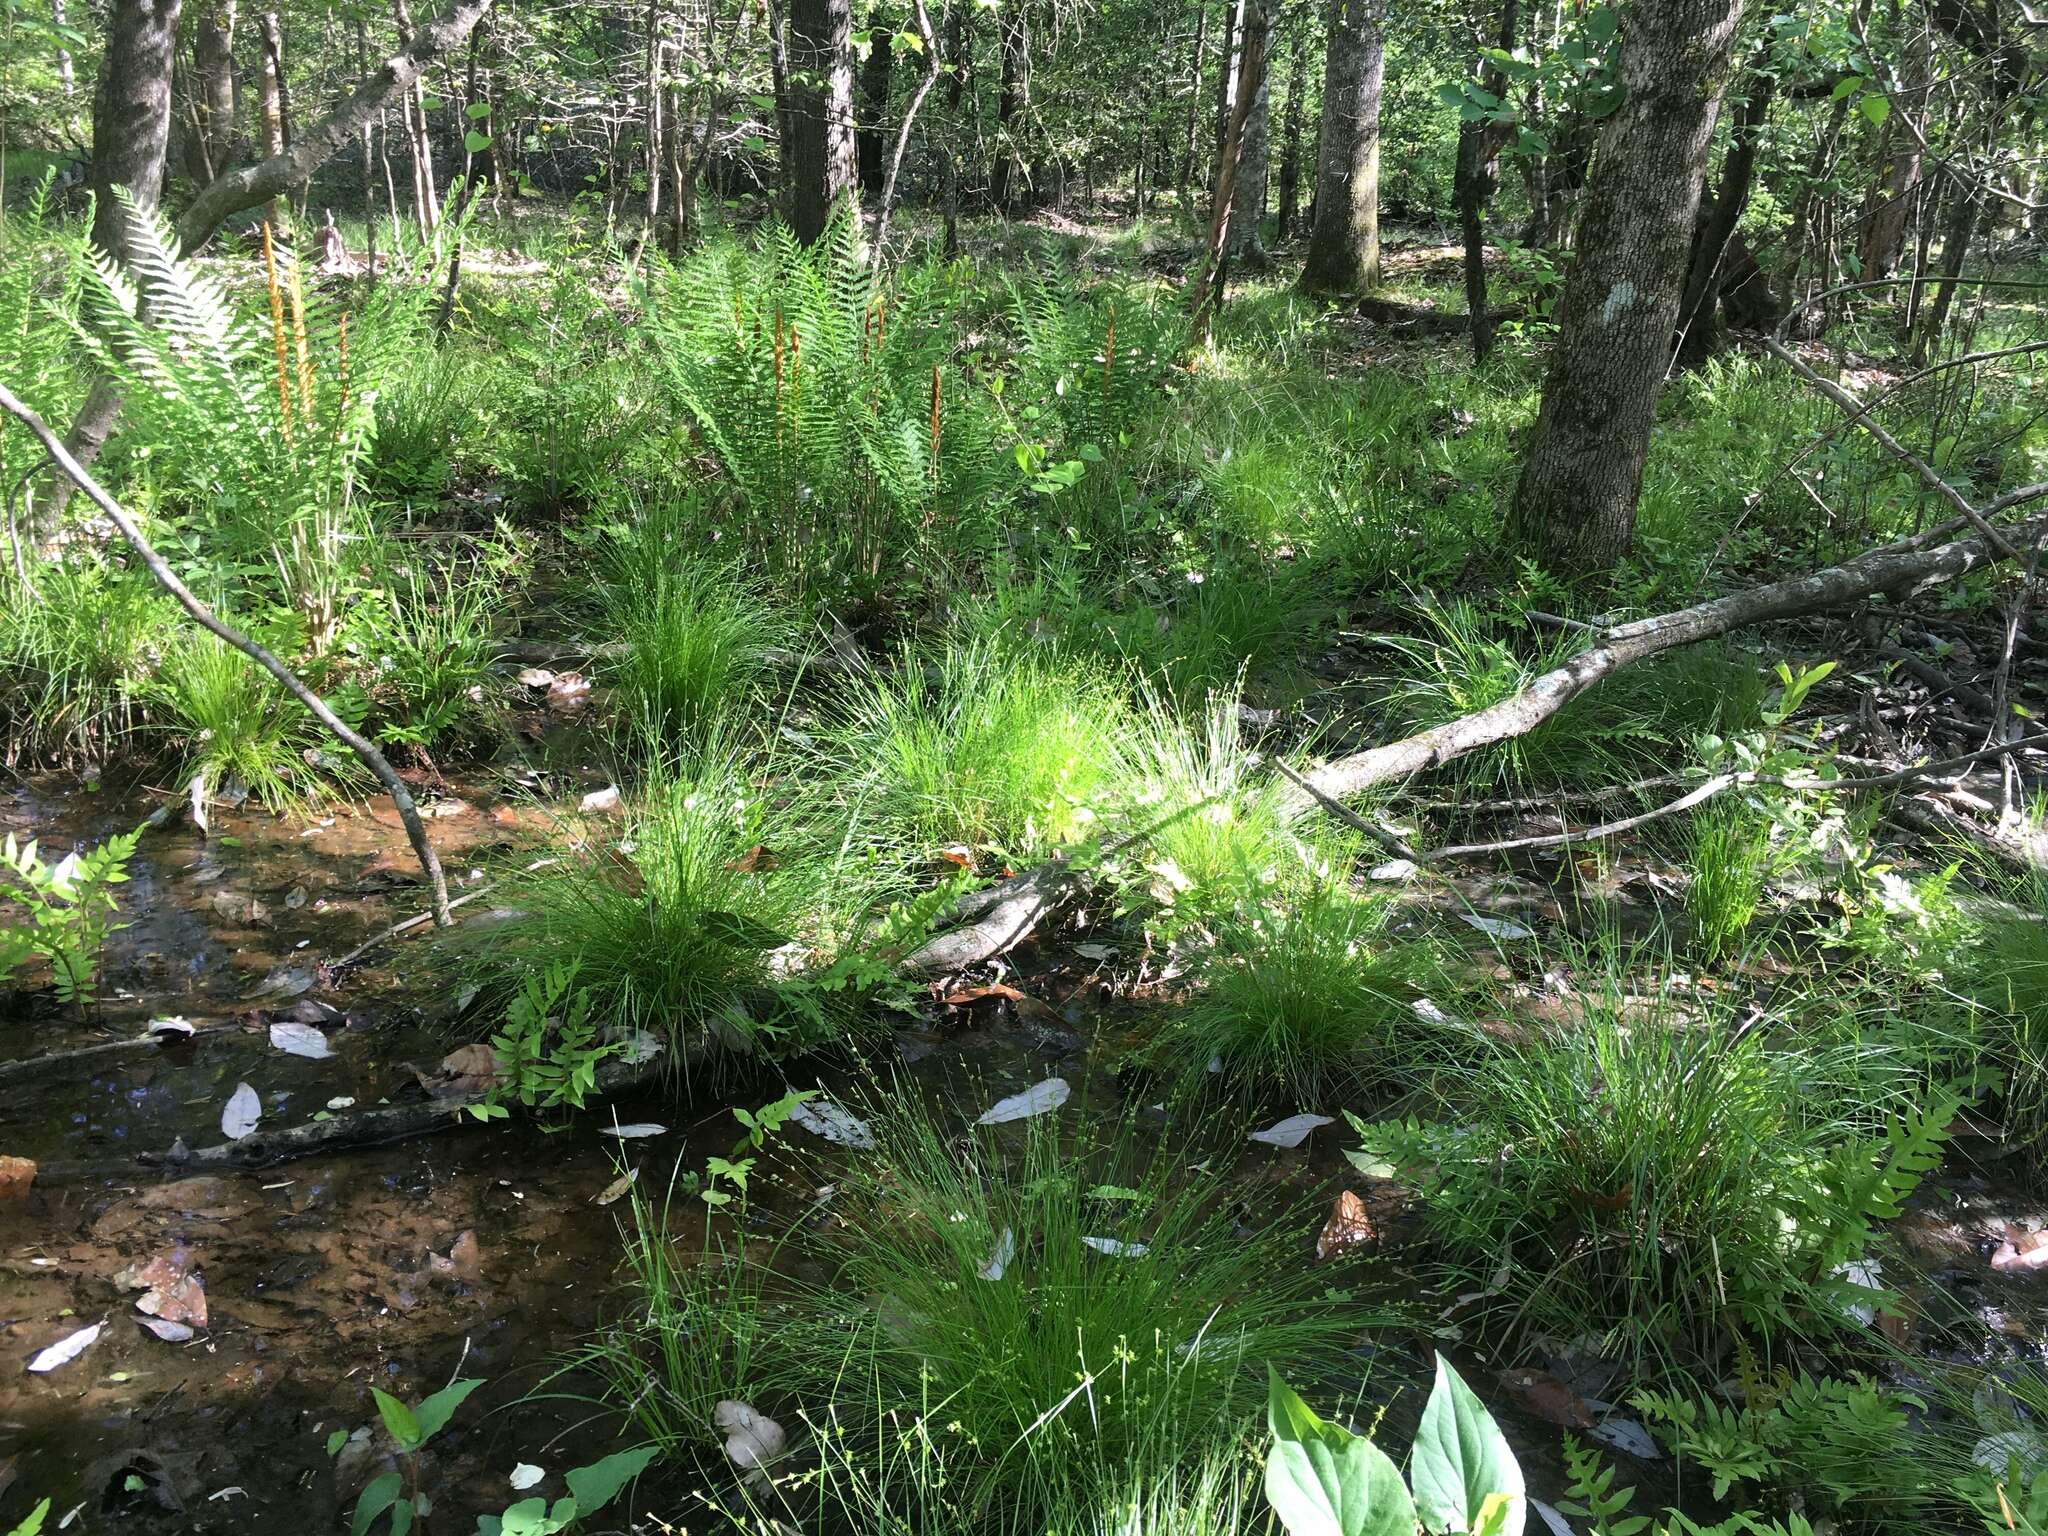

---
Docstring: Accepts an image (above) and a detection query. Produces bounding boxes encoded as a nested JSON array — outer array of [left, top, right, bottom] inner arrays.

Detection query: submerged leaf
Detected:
[[268, 1021, 333, 1059], [221, 1082, 262, 1140], [26, 1321, 102, 1373], [1250, 1114, 1334, 1149], [975, 1078, 1070, 1125], [788, 1097, 876, 1149]]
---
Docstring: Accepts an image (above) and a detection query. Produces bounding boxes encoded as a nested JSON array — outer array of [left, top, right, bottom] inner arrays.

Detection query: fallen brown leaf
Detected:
[[419, 1043, 502, 1099], [1316, 1190, 1378, 1261], [1496, 1367, 1594, 1429], [726, 844, 779, 873]]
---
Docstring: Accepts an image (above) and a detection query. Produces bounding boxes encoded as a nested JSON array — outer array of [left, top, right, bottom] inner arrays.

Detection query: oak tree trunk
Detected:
[[1673, 51, 1774, 370], [992, 0, 1031, 211], [857, 23, 893, 200], [1298, 0, 1386, 295], [193, 0, 237, 176], [1509, 0, 1747, 572]]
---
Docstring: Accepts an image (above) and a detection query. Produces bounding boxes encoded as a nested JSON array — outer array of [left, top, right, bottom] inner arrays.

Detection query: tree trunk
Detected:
[[992, 0, 1031, 211], [644, 0, 664, 229], [1298, 0, 1386, 294], [857, 23, 893, 200], [1226, 15, 1271, 264], [1178, 1, 1208, 199], [26, 0, 183, 554], [1509, 0, 1747, 572], [1212, 0, 1240, 178], [257, 11, 289, 229], [1858, 7, 1928, 279], [1451, 0, 1516, 359], [193, 0, 237, 175], [1194, 0, 1267, 336], [1912, 178, 1979, 363], [51, 0, 76, 94], [941, 0, 964, 254], [393, 0, 441, 236], [785, 0, 858, 243], [1673, 50, 1774, 370], [1274, 9, 1307, 240]]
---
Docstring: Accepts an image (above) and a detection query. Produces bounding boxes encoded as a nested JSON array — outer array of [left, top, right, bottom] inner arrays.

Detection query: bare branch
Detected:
[[0, 380, 453, 925]]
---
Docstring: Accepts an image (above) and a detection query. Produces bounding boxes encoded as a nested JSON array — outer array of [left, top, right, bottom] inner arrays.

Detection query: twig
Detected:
[[1265, 756, 1420, 862], [1410, 731, 2048, 862], [329, 857, 557, 970], [0, 380, 452, 925]]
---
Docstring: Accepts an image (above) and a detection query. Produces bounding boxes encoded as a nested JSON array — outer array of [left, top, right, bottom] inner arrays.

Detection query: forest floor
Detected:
[[8, 203, 2048, 1533]]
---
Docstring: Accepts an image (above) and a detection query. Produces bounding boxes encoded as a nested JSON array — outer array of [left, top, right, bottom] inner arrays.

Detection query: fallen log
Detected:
[[1280, 508, 2048, 819], [137, 1048, 685, 1172], [900, 511, 2048, 973]]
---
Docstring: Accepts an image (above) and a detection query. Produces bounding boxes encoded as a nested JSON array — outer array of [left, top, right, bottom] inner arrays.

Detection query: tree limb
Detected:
[[1279, 510, 2048, 819], [0, 381, 453, 925], [175, 0, 494, 252]]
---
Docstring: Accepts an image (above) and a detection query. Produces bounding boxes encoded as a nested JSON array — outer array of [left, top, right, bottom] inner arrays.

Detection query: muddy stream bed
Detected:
[[11, 769, 2048, 1532]]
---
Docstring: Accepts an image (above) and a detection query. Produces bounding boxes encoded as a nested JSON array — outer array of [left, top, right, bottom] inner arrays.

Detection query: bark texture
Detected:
[[992, 0, 1031, 210], [1274, 11, 1307, 239], [1298, 0, 1385, 294], [1226, 12, 1271, 264], [785, 0, 858, 242], [192, 0, 238, 176], [1509, 0, 1747, 571], [1673, 53, 1775, 370]]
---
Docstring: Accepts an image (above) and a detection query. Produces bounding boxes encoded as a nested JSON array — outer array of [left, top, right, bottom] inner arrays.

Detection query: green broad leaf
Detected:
[[6, 1498, 51, 1536], [698, 909, 795, 950], [491, 1498, 556, 1536], [389, 1496, 414, 1536], [465, 130, 493, 154], [352, 1472, 405, 1536], [1265, 1368, 1415, 1536], [466, 101, 493, 119], [372, 1388, 422, 1452], [1857, 93, 1890, 127], [894, 27, 924, 52], [564, 1445, 659, 1514], [412, 1377, 485, 1443], [326, 1429, 349, 1457], [1830, 74, 1865, 101], [1412, 1355, 1524, 1534]]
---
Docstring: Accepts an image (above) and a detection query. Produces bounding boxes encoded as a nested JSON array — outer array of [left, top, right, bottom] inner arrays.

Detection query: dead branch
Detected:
[[1281, 511, 2048, 820], [176, 0, 495, 252], [1415, 730, 2048, 862], [0, 381, 453, 925]]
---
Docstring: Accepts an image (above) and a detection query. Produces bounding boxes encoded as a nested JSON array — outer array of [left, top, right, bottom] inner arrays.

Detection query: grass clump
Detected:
[[147, 630, 336, 807], [0, 558, 171, 766], [471, 741, 861, 1057], [830, 637, 1124, 861], [1359, 986, 1949, 1381], [762, 1096, 1375, 1527], [1166, 883, 1426, 1104], [362, 559, 506, 758], [597, 501, 793, 749]]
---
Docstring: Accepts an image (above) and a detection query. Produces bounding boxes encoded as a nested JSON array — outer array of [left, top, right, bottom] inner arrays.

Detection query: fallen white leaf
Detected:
[[978, 1227, 1017, 1281], [146, 1016, 196, 1038], [1532, 1500, 1577, 1536], [788, 1097, 875, 1149], [714, 1399, 786, 1478], [594, 1168, 639, 1206], [26, 1321, 102, 1373], [221, 1083, 262, 1140], [1459, 913, 1535, 940], [615, 1029, 664, 1065], [1248, 1113, 1333, 1149], [135, 1316, 195, 1343], [600, 1122, 667, 1139], [508, 1463, 545, 1491], [1081, 1236, 1148, 1258], [268, 1022, 332, 1060], [1369, 859, 1418, 881], [579, 784, 622, 814], [326, 1096, 356, 1111], [976, 1078, 1070, 1125]]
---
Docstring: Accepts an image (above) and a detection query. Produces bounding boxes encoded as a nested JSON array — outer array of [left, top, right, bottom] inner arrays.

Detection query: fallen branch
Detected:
[[1414, 730, 2048, 862], [0, 381, 453, 925], [140, 1049, 679, 1171], [1281, 509, 2048, 819], [0, 1026, 234, 1086]]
